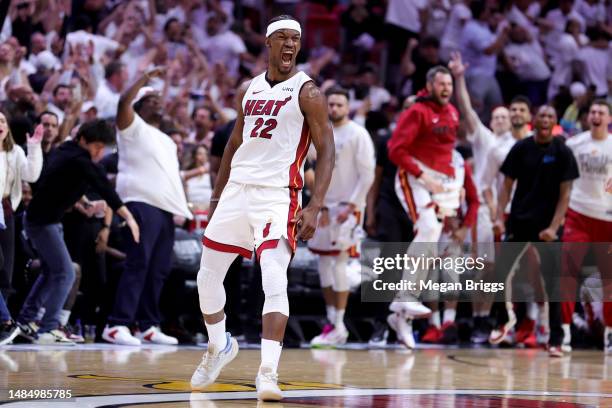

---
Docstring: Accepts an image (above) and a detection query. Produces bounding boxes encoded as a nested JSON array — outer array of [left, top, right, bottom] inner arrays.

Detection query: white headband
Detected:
[[266, 19, 301, 38]]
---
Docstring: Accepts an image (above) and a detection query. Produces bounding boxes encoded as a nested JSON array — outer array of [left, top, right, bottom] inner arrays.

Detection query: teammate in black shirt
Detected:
[[491, 105, 579, 357]]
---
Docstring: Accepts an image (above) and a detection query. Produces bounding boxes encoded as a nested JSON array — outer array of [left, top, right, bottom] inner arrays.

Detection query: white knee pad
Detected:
[[318, 255, 335, 288], [332, 252, 350, 292], [196, 246, 236, 315], [260, 240, 292, 316]]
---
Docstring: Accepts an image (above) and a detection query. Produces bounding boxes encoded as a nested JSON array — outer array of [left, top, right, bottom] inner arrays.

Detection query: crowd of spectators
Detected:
[[0, 0, 610, 345]]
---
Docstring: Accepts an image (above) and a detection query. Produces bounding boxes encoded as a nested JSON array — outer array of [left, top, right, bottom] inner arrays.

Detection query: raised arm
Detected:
[[295, 81, 335, 240], [19, 124, 44, 184], [448, 52, 479, 135], [116, 67, 165, 130]]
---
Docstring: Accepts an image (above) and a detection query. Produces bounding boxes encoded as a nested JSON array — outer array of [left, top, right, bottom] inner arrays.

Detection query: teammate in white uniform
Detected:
[[561, 100, 612, 353], [308, 87, 375, 347], [190, 16, 335, 401], [448, 53, 510, 343]]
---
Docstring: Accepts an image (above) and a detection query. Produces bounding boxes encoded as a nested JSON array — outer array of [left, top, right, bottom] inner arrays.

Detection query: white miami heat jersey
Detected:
[[229, 71, 313, 189]]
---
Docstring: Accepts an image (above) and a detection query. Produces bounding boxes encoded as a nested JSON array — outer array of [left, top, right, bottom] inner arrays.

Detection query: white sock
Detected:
[[36, 307, 46, 321], [335, 309, 346, 332], [538, 303, 548, 327], [326, 305, 336, 324], [205, 316, 227, 350], [475, 310, 488, 317], [261, 338, 282, 372], [527, 303, 538, 321], [443, 308, 456, 324], [58, 310, 71, 327], [429, 312, 441, 328]]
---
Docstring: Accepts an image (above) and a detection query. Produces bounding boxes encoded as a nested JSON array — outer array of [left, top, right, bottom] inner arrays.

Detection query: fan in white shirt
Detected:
[[94, 62, 128, 119]]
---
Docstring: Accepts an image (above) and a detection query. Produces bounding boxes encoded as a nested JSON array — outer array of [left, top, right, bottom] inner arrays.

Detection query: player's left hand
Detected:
[[293, 205, 319, 241], [538, 227, 558, 242]]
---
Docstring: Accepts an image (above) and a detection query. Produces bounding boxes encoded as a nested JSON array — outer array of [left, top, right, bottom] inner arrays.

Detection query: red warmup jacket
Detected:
[[461, 162, 479, 228], [388, 91, 460, 177]]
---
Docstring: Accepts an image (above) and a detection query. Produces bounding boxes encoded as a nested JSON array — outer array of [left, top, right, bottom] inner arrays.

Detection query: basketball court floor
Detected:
[[1, 343, 611, 407]]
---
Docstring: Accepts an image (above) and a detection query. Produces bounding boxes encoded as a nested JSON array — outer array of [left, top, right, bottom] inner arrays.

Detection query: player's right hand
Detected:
[[293, 205, 319, 241]]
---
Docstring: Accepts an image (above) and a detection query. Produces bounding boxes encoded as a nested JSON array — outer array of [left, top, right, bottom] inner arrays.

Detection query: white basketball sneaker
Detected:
[[137, 326, 178, 345], [310, 324, 334, 348], [191, 333, 239, 391], [256, 365, 282, 401], [102, 325, 141, 346], [324, 327, 349, 347], [390, 301, 432, 319], [387, 313, 415, 349]]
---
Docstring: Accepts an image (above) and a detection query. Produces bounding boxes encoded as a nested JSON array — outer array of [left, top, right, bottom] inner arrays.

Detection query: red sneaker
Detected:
[[522, 332, 538, 348], [515, 318, 535, 345], [421, 325, 442, 343]]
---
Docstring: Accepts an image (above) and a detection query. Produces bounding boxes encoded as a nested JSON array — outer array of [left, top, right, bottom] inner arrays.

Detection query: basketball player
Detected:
[[420, 148, 480, 344], [448, 52, 509, 344], [386, 65, 460, 347], [560, 100, 612, 353], [190, 16, 334, 401], [308, 86, 375, 347]]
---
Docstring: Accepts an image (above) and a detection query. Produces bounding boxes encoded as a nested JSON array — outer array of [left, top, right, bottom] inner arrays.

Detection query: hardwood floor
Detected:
[[1, 344, 610, 407]]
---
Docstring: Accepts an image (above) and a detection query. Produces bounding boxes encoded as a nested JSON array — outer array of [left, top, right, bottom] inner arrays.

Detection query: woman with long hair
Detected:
[[0, 112, 43, 328], [183, 145, 211, 210]]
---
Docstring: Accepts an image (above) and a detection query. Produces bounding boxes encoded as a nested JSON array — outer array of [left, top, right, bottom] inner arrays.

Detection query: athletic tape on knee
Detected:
[[318, 256, 335, 288], [196, 246, 235, 314], [260, 241, 291, 316]]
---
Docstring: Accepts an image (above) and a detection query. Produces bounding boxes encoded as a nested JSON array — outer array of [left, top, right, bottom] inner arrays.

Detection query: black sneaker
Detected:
[[440, 322, 458, 344], [471, 317, 491, 344], [368, 321, 389, 347], [0, 321, 21, 346], [15, 321, 39, 343]]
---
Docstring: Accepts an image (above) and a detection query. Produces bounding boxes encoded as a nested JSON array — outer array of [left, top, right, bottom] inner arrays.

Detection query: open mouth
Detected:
[[281, 51, 293, 66]]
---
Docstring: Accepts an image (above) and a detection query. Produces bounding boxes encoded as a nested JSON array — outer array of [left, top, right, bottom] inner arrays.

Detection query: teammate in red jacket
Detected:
[[385, 66, 462, 348]]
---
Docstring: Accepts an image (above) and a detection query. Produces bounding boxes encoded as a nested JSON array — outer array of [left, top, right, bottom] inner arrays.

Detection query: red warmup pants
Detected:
[[561, 209, 612, 326]]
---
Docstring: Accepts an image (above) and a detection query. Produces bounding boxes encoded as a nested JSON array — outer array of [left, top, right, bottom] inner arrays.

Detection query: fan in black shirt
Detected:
[[16, 120, 139, 342]]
